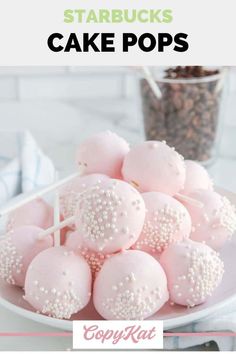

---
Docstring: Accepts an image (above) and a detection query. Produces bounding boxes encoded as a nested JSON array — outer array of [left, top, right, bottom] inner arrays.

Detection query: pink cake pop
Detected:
[[7, 198, 67, 244], [0, 226, 53, 287], [182, 190, 236, 250], [133, 192, 191, 254], [160, 240, 224, 307], [75, 179, 146, 253], [60, 174, 109, 225], [76, 131, 129, 178], [93, 250, 169, 320], [65, 230, 110, 278], [122, 141, 185, 195], [181, 160, 213, 195], [7, 198, 54, 231], [24, 246, 92, 319]]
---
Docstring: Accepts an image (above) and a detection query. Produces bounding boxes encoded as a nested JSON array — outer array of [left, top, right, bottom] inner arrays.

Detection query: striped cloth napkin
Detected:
[[0, 130, 55, 208]]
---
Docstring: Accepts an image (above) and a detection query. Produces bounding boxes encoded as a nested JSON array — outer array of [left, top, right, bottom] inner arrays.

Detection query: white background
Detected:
[[0, 0, 236, 65]]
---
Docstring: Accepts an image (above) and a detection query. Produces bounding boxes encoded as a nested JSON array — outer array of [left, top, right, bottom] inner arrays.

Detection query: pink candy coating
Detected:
[[183, 190, 236, 250], [75, 179, 146, 254], [60, 174, 109, 227], [122, 141, 186, 195], [24, 246, 92, 319], [160, 240, 224, 307], [7, 198, 54, 231], [76, 131, 129, 178], [0, 226, 53, 287], [93, 250, 169, 320], [2, 131, 232, 320], [65, 230, 110, 278], [181, 160, 213, 195], [133, 192, 191, 254]]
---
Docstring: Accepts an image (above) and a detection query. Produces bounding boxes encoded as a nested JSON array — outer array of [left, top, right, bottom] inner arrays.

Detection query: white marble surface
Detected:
[[0, 97, 235, 351], [0, 98, 235, 189]]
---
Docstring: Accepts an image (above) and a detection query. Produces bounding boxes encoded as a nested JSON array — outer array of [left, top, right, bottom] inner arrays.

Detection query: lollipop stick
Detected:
[[38, 216, 76, 239], [53, 171, 61, 247], [0, 170, 83, 217], [129, 178, 203, 208], [142, 66, 162, 99], [176, 193, 203, 208]]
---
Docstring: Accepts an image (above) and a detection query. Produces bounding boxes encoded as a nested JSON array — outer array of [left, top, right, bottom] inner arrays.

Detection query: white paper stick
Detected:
[[53, 171, 61, 247], [142, 66, 162, 99], [39, 216, 76, 239], [175, 193, 203, 208], [215, 67, 227, 93], [0, 171, 82, 217]]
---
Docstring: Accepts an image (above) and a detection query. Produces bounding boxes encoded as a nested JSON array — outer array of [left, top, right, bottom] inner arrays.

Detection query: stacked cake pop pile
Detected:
[[0, 130, 235, 321]]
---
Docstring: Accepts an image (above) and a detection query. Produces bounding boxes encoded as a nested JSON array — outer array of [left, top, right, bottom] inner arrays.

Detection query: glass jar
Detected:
[[140, 67, 227, 165]]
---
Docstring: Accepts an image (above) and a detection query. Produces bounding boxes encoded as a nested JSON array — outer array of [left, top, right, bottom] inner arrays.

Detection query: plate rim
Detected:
[[0, 186, 235, 331], [0, 287, 235, 331]]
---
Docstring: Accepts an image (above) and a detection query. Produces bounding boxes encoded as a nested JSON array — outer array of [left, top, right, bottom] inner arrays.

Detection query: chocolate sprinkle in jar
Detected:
[[140, 66, 227, 165]]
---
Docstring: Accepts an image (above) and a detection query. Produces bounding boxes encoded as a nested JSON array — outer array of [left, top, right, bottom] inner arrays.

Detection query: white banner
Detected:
[[73, 320, 163, 350], [0, 0, 235, 65]]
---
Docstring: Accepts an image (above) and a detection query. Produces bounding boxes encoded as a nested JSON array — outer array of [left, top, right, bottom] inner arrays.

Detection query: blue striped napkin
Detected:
[[0, 130, 55, 207]]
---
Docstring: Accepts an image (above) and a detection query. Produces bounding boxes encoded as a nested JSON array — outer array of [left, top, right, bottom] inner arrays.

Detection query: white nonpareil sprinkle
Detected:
[[0, 236, 23, 285], [59, 177, 91, 221], [80, 248, 108, 278], [217, 196, 236, 237], [172, 245, 224, 307], [28, 280, 84, 319], [102, 274, 162, 320], [76, 182, 143, 250], [135, 204, 187, 252]]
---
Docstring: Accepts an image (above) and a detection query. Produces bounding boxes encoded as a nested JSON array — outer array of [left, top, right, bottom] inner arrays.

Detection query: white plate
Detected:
[[0, 188, 235, 330]]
